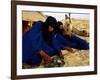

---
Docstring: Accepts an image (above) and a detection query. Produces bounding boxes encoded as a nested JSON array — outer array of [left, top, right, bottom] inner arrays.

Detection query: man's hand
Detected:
[[39, 50, 52, 64]]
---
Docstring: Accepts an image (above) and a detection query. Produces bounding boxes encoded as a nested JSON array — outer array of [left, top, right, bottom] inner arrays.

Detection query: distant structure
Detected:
[[22, 11, 47, 22]]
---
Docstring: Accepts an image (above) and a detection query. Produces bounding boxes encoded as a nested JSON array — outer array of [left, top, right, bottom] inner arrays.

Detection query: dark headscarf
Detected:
[[43, 16, 57, 41], [56, 21, 64, 35], [44, 16, 57, 29]]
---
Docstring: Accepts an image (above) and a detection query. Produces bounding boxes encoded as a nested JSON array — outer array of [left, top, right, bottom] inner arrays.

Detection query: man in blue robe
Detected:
[[23, 21, 44, 66], [22, 16, 63, 67], [55, 21, 89, 51]]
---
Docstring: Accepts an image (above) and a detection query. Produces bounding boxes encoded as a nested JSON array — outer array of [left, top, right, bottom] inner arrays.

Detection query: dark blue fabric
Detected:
[[22, 21, 62, 65], [58, 34, 89, 50], [69, 34, 89, 50], [42, 42, 55, 56], [52, 34, 65, 52], [23, 21, 43, 65], [43, 33, 63, 55]]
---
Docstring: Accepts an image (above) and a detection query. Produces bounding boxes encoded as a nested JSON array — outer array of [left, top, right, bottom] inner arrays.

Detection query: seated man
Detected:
[[55, 21, 89, 52], [23, 21, 52, 67], [22, 17, 64, 68]]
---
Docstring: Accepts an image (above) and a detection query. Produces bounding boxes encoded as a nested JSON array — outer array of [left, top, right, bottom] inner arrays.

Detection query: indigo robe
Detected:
[[55, 33, 89, 50], [23, 21, 44, 65], [22, 21, 62, 65]]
